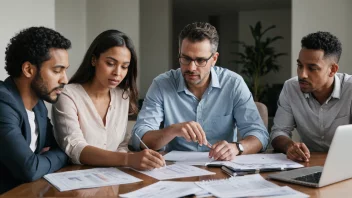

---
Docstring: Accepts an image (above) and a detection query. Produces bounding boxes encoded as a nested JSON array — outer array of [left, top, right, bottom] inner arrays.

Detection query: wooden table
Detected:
[[2, 152, 351, 197]]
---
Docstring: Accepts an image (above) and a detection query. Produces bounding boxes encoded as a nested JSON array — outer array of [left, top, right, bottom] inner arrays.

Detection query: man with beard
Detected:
[[131, 22, 268, 161], [270, 31, 352, 162], [0, 27, 71, 194]]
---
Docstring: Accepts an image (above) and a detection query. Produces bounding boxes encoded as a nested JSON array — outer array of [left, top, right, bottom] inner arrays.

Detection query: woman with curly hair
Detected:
[[52, 30, 165, 170]]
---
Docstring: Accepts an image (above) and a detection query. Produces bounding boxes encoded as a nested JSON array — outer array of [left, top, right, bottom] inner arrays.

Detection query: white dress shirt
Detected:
[[26, 109, 38, 152]]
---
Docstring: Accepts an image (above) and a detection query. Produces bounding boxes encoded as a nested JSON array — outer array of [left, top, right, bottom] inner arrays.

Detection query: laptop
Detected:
[[268, 124, 352, 188]]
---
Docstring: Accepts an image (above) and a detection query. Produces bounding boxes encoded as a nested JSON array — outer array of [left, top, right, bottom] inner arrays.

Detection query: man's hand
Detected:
[[286, 142, 310, 162], [171, 121, 209, 146], [209, 140, 238, 161], [127, 149, 165, 170], [40, 147, 50, 154]]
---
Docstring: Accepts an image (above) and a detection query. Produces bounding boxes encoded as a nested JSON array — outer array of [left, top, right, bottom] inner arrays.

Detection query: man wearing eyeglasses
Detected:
[[131, 22, 268, 161]]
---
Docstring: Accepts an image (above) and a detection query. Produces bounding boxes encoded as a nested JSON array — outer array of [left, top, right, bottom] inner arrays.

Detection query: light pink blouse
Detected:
[[52, 84, 130, 164]]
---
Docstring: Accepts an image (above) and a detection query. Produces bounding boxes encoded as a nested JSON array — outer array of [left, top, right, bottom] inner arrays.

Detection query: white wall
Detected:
[[140, 0, 172, 98], [238, 9, 291, 85], [55, 0, 87, 79], [292, 0, 352, 76], [86, 0, 140, 90], [0, 0, 56, 81]]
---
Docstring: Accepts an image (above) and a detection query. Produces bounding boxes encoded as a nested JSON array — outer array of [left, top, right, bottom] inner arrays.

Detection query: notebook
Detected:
[[268, 124, 352, 187]]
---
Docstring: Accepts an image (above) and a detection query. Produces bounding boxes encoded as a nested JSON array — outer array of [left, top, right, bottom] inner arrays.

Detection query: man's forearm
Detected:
[[240, 135, 263, 154], [142, 127, 176, 150], [271, 136, 294, 153]]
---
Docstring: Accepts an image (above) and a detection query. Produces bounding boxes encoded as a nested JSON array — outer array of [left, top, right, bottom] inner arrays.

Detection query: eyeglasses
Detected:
[[178, 53, 214, 67]]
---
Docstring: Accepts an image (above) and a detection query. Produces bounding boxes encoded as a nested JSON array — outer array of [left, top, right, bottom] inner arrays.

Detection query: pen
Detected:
[[195, 140, 212, 148], [207, 142, 213, 148], [135, 134, 166, 167], [135, 133, 149, 149]]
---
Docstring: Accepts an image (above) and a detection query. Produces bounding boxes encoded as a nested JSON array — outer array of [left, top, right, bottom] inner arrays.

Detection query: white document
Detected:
[[255, 186, 309, 198], [135, 164, 215, 180], [163, 151, 213, 165], [44, 168, 142, 191], [196, 174, 278, 198], [196, 174, 308, 198], [119, 181, 204, 198], [207, 153, 303, 170], [164, 152, 303, 170]]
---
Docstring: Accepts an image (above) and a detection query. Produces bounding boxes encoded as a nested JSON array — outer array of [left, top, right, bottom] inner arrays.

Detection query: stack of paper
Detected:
[[120, 174, 308, 198], [44, 168, 142, 191], [195, 174, 308, 198], [208, 153, 304, 170], [164, 151, 303, 170]]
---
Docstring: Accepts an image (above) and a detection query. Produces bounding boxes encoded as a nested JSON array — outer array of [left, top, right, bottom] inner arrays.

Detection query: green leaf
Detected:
[[231, 21, 287, 102]]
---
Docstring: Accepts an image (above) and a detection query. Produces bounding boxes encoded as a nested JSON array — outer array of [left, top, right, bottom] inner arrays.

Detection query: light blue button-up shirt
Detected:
[[131, 66, 269, 152]]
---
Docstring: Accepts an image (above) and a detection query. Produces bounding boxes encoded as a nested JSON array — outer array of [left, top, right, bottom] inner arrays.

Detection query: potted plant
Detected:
[[235, 21, 286, 102]]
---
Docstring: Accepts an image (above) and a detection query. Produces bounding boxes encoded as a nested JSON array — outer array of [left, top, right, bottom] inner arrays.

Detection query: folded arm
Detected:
[[0, 102, 67, 182]]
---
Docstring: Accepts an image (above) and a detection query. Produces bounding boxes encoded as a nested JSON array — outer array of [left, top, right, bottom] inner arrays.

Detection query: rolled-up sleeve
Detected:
[[52, 93, 89, 164], [131, 80, 164, 151], [234, 77, 269, 151], [270, 82, 296, 143]]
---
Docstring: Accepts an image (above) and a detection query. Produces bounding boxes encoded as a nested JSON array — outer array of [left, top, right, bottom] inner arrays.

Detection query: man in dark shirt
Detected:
[[0, 27, 71, 194]]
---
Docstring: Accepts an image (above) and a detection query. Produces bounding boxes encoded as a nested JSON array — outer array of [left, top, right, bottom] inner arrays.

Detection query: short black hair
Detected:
[[5, 26, 71, 77], [179, 22, 219, 53], [301, 31, 342, 63]]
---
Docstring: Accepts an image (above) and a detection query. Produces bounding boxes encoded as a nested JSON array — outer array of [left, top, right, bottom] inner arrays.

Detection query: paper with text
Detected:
[[119, 181, 204, 198], [163, 151, 213, 165], [207, 153, 304, 170], [44, 168, 142, 191], [135, 164, 215, 180], [196, 174, 308, 198]]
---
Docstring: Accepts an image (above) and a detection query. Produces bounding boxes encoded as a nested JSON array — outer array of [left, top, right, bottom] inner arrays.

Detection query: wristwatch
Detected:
[[234, 142, 244, 155]]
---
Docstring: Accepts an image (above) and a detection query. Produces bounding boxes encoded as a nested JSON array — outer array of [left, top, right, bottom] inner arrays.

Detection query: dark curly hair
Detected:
[[5, 26, 71, 77], [179, 22, 219, 53], [301, 31, 342, 63], [69, 30, 139, 115]]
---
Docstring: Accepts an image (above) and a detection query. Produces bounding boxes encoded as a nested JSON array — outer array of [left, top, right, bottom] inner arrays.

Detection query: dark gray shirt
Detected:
[[270, 73, 352, 152]]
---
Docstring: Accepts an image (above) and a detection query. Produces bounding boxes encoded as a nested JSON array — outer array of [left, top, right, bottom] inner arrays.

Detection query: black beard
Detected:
[[31, 73, 64, 103]]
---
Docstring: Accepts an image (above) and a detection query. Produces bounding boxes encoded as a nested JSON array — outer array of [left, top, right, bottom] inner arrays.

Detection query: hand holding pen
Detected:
[[286, 141, 310, 162], [209, 140, 238, 161], [134, 134, 166, 168], [171, 121, 210, 146]]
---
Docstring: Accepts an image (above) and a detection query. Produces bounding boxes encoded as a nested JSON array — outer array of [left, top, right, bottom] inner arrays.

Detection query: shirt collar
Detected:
[[304, 75, 341, 103], [177, 67, 221, 93]]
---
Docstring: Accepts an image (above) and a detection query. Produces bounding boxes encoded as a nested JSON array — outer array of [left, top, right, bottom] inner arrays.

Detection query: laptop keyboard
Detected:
[[293, 172, 322, 183]]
